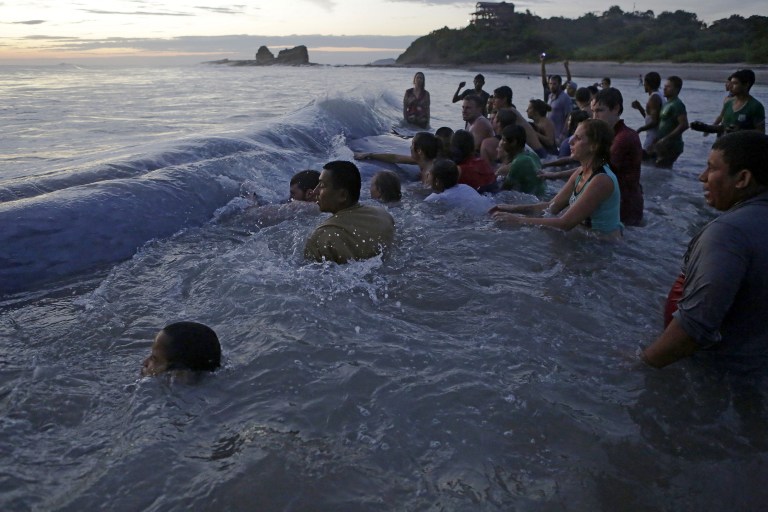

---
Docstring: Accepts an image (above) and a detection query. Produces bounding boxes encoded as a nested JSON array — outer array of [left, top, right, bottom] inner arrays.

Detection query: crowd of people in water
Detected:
[[144, 59, 767, 379]]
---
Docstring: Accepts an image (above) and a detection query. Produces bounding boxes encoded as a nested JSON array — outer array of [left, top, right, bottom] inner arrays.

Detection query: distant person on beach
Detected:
[[142, 322, 221, 377], [491, 119, 622, 237], [370, 170, 402, 203], [462, 95, 494, 152], [690, 69, 765, 136], [424, 158, 495, 215], [495, 124, 546, 196], [648, 76, 689, 168], [591, 88, 644, 226], [630, 71, 665, 159], [305, 160, 395, 264], [403, 71, 430, 128], [289, 170, 320, 202], [642, 131, 768, 369], [354, 131, 441, 185], [452, 74, 490, 116], [527, 99, 557, 154], [450, 129, 497, 192]]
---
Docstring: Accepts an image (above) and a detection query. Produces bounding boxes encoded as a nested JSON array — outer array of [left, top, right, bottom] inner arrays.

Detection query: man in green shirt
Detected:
[[651, 76, 689, 168], [496, 124, 546, 197]]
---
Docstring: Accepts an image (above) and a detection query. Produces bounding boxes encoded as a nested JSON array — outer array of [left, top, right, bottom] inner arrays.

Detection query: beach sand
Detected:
[[458, 61, 768, 84]]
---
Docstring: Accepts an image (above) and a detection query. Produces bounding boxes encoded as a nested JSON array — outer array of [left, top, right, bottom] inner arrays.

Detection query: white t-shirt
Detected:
[[424, 184, 494, 216]]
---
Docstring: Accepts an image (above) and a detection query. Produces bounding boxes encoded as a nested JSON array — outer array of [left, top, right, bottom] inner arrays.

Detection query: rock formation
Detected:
[[255, 46, 275, 65], [275, 46, 309, 65]]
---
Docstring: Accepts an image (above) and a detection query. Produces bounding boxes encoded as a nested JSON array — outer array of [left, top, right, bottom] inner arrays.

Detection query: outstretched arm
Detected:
[[563, 59, 572, 84], [452, 81, 467, 103], [354, 152, 416, 165]]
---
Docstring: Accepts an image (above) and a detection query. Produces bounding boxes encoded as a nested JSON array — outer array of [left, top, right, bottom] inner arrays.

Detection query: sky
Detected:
[[1, 0, 767, 65]]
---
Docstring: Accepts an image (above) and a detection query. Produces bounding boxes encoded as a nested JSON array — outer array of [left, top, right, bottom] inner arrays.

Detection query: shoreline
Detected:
[[414, 61, 768, 84]]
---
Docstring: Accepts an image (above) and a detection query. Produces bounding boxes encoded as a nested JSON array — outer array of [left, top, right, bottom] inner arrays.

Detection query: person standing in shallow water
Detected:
[[304, 161, 395, 264], [403, 72, 430, 129], [642, 131, 768, 369]]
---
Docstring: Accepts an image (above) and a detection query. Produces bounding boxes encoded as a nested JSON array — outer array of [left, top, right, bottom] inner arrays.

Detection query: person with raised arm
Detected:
[[452, 74, 490, 116]]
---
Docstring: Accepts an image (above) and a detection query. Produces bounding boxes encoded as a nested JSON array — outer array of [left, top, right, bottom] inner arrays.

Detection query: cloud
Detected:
[[11, 20, 46, 25], [18, 33, 418, 54], [303, 0, 337, 10], [79, 9, 193, 17], [195, 5, 248, 15]]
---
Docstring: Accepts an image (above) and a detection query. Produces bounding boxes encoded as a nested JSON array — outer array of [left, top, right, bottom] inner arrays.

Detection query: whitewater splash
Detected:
[[0, 94, 398, 294]]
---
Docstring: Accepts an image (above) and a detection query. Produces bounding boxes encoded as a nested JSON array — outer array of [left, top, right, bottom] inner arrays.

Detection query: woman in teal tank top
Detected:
[[491, 119, 623, 237]]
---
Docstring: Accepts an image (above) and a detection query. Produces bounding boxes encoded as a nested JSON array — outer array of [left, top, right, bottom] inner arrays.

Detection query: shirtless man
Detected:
[[462, 95, 494, 153], [631, 72, 664, 159]]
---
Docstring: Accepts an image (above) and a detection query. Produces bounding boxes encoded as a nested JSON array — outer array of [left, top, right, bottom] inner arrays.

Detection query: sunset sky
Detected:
[[2, 1, 766, 65]]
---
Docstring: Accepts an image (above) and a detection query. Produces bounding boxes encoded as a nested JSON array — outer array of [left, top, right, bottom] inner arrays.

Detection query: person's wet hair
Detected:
[[528, 99, 551, 117], [431, 158, 460, 189], [162, 322, 221, 372], [667, 75, 683, 92], [644, 71, 661, 90], [567, 110, 590, 135], [450, 130, 475, 163], [290, 170, 320, 192], [579, 119, 614, 166], [712, 131, 768, 187], [731, 69, 756, 90], [463, 94, 485, 108], [575, 87, 592, 105], [323, 160, 361, 204], [593, 87, 624, 115], [372, 171, 402, 202], [493, 85, 513, 105], [413, 132, 441, 160], [495, 108, 518, 129], [501, 124, 527, 151]]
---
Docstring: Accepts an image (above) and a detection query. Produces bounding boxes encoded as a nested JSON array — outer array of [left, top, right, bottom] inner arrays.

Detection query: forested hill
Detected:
[[396, 7, 768, 65]]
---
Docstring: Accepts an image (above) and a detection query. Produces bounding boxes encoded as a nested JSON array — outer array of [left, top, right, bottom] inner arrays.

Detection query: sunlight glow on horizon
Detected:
[[2, 0, 766, 64]]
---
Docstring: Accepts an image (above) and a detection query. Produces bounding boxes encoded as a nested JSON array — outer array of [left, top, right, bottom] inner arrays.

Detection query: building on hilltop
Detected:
[[471, 2, 515, 29]]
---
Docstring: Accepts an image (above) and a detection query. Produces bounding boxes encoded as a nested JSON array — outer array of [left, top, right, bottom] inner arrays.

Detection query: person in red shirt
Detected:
[[591, 88, 644, 226], [449, 129, 497, 193]]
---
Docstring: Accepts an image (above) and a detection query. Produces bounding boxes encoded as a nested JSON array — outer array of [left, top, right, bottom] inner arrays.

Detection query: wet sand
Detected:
[[457, 61, 768, 84]]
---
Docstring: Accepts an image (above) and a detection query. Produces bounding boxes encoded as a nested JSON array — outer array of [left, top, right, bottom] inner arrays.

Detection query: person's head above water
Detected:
[[289, 170, 320, 202], [142, 321, 221, 376], [314, 160, 361, 214], [370, 170, 402, 203]]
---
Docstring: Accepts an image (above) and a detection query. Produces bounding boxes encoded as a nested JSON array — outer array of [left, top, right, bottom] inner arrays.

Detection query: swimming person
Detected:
[[354, 131, 441, 185], [642, 131, 768, 369], [403, 71, 430, 128], [289, 170, 321, 202], [370, 170, 402, 203], [142, 321, 222, 376], [491, 119, 621, 237], [424, 159, 494, 216], [495, 124, 545, 197], [305, 161, 395, 264]]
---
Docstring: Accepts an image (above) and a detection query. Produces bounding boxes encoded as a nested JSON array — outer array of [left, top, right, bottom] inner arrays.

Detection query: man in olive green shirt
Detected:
[[304, 161, 395, 264]]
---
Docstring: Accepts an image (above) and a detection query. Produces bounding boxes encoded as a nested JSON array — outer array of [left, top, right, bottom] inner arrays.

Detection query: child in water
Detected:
[[142, 321, 221, 376]]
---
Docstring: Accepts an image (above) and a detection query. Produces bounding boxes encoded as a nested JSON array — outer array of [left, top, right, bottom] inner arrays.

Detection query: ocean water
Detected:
[[1, 63, 767, 510]]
